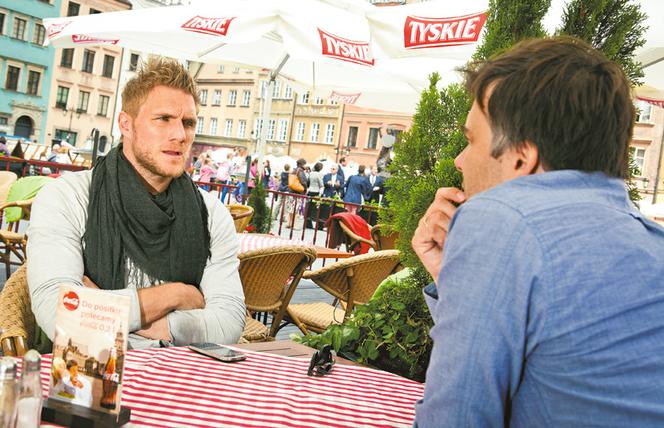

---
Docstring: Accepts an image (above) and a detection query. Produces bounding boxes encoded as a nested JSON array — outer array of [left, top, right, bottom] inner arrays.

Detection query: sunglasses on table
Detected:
[[307, 344, 336, 377]]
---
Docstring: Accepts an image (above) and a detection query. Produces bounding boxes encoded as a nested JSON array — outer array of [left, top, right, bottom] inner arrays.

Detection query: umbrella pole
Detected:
[[256, 54, 290, 171]]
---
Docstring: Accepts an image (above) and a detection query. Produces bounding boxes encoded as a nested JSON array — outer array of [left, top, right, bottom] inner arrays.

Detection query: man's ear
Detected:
[[510, 141, 540, 177], [118, 111, 132, 137]]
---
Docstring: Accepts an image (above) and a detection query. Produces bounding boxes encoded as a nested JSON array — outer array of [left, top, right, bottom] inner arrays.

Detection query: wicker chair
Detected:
[[0, 264, 34, 356], [227, 204, 254, 233], [287, 249, 401, 334], [0, 171, 17, 205], [337, 221, 377, 253], [0, 198, 32, 279], [238, 245, 317, 342], [370, 224, 399, 251]]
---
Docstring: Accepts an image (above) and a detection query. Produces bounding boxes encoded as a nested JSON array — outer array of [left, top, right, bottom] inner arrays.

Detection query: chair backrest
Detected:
[[370, 224, 399, 251], [337, 220, 377, 254], [0, 171, 17, 206], [0, 264, 33, 356], [239, 245, 317, 337], [227, 204, 254, 233], [305, 250, 401, 318]]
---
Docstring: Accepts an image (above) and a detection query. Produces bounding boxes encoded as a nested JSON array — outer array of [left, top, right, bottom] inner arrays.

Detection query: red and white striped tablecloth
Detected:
[[238, 233, 312, 253], [35, 346, 423, 427]]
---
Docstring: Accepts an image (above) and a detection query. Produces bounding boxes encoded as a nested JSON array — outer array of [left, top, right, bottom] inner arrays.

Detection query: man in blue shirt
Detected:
[[412, 37, 664, 426]]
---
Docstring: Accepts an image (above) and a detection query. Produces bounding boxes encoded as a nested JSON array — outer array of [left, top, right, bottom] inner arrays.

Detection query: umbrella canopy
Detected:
[[43, 0, 487, 112]]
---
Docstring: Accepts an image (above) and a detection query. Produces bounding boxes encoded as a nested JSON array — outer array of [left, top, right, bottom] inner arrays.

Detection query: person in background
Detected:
[[0, 136, 10, 157], [337, 157, 347, 197], [343, 165, 371, 215], [198, 157, 216, 191], [9, 139, 26, 177], [272, 163, 291, 221], [247, 158, 258, 192], [262, 159, 271, 188], [412, 37, 664, 427], [287, 158, 308, 229], [305, 162, 324, 229], [322, 165, 343, 198], [216, 152, 234, 203], [367, 165, 385, 204]]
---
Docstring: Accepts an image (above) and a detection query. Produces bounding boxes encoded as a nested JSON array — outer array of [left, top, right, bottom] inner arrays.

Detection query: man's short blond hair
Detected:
[[121, 56, 200, 117]]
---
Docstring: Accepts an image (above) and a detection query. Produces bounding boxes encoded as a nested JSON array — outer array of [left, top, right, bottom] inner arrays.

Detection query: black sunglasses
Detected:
[[307, 345, 336, 377]]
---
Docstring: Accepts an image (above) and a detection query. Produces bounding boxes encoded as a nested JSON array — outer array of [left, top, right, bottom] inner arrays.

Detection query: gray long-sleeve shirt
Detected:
[[27, 170, 246, 349]]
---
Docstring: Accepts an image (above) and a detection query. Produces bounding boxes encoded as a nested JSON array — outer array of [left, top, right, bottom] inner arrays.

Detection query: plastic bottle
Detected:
[[0, 356, 17, 428], [16, 350, 43, 428]]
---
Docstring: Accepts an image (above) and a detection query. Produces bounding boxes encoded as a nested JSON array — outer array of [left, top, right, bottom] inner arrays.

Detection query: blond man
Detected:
[[27, 57, 245, 348]]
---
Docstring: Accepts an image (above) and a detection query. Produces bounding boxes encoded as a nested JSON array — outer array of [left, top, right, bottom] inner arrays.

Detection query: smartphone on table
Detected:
[[188, 343, 247, 362]]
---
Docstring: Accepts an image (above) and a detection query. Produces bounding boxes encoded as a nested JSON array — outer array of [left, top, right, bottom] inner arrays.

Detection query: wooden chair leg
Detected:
[[286, 308, 310, 335]]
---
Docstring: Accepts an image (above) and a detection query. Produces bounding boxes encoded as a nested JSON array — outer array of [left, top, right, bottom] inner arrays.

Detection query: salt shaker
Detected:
[[0, 356, 17, 428], [16, 350, 43, 428]]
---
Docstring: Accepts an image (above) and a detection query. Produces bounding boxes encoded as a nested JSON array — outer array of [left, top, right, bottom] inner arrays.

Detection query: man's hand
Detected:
[[137, 282, 205, 327], [412, 187, 465, 284], [135, 317, 172, 342], [82, 275, 98, 289]]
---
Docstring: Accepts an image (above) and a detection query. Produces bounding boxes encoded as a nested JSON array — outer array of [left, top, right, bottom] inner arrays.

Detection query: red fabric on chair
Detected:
[[325, 212, 373, 254]]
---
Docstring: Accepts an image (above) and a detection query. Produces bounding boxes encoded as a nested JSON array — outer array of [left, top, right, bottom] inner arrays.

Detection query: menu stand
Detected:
[[42, 398, 131, 427]]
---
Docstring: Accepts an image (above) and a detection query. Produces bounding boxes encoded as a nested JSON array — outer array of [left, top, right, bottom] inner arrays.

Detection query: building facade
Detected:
[[338, 105, 411, 168], [44, 0, 131, 151], [0, 0, 62, 143], [631, 98, 664, 204]]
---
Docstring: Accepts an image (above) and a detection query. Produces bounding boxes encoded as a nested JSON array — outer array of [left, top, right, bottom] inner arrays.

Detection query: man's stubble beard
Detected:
[[130, 130, 186, 179]]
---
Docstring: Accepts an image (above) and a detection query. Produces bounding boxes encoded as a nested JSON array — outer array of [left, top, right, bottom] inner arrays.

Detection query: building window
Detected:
[[225, 119, 233, 137], [347, 126, 358, 148], [277, 119, 288, 142], [33, 24, 46, 45], [254, 119, 263, 138], [212, 90, 221, 106], [0, 117, 7, 126], [636, 100, 652, 123], [325, 123, 335, 144], [199, 89, 208, 105], [82, 49, 95, 73], [196, 117, 204, 134], [242, 90, 251, 107], [56, 86, 70, 109], [232, 66, 239, 74], [89, 8, 101, 14], [294, 122, 305, 141], [228, 90, 237, 106], [314, 97, 324, 105], [238, 120, 246, 138], [260, 81, 267, 99], [217, 64, 224, 73], [129, 53, 139, 72], [77, 91, 90, 113], [55, 129, 77, 146], [67, 1, 80, 16], [267, 119, 276, 140], [60, 49, 74, 68], [5, 66, 20, 91], [209, 117, 218, 135], [630, 147, 646, 176], [284, 85, 292, 100], [310, 123, 320, 142], [367, 127, 380, 149], [27, 71, 40, 96], [12, 17, 26, 40], [0, 13, 5, 35], [97, 95, 110, 116], [272, 81, 281, 98], [102, 55, 114, 78], [299, 92, 309, 104]]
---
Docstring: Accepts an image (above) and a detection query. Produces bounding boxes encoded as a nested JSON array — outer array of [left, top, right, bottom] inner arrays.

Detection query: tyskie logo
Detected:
[[72, 34, 119, 45], [329, 91, 361, 105], [181, 16, 235, 37], [63, 291, 80, 311], [47, 21, 72, 38], [318, 29, 374, 66], [404, 12, 487, 49]]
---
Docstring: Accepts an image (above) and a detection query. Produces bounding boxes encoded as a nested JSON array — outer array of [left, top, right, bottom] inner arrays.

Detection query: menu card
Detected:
[[48, 284, 130, 414]]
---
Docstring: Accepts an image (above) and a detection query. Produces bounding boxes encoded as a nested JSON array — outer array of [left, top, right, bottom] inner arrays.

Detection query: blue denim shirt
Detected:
[[415, 170, 664, 427]]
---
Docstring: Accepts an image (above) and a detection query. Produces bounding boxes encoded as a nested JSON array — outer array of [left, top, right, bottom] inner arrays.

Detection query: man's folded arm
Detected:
[[415, 199, 546, 427], [166, 195, 246, 346]]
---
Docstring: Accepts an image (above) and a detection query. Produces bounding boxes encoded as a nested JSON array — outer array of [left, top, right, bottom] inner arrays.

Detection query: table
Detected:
[[238, 233, 352, 259], [237, 340, 358, 366], [38, 340, 424, 427]]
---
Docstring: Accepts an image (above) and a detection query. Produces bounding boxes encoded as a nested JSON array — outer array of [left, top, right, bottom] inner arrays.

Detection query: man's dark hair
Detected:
[[314, 162, 323, 172], [463, 36, 634, 179], [283, 164, 290, 172], [339, 157, 346, 164], [358, 165, 365, 174]]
